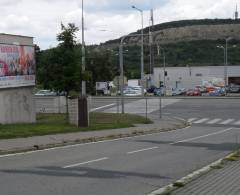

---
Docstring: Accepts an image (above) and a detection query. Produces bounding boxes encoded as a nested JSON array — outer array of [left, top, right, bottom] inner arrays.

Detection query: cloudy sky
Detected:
[[0, 0, 238, 49]]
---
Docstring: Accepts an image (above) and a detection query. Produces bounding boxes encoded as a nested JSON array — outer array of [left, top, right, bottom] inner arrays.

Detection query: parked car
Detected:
[[123, 89, 141, 96], [195, 85, 207, 93], [35, 90, 57, 96], [208, 87, 225, 96], [147, 85, 157, 93], [153, 87, 164, 96], [172, 88, 187, 96], [186, 89, 201, 96], [226, 84, 240, 93]]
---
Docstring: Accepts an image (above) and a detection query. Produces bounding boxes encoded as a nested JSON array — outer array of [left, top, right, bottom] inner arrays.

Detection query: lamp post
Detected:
[[217, 37, 236, 95], [81, 0, 86, 96], [157, 45, 166, 96], [119, 33, 148, 113], [132, 5, 144, 96]]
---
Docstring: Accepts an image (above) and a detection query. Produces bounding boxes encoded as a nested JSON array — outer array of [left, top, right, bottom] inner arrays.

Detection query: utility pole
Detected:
[[81, 0, 86, 96], [148, 9, 154, 86], [132, 5, 144, 96]]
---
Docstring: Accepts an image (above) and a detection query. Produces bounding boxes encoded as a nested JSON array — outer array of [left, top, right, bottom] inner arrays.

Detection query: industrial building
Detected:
[[153, 65, 240, 89]]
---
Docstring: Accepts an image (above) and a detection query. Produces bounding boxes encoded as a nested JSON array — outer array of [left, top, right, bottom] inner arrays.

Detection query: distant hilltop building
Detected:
[[235, 4, 238, 20]]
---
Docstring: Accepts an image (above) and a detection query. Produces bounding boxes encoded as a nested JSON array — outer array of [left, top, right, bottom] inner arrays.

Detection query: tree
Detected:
[[37, 23, 81, 120], [49, 23, 80, 95]]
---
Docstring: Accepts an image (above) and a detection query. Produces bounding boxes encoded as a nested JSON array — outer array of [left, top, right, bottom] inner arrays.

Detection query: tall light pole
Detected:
[[157, 44, 166, 96], [119, 34, 148, 113], [217, 38, 236, 95], [132, 5, 144, 96], [217, 45, 226, 90], [81, 0, 86, 96], [225, 37, 232, 88]]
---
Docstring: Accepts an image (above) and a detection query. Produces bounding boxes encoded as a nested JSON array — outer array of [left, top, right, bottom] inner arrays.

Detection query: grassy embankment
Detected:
[[0, 113, 151, 139]]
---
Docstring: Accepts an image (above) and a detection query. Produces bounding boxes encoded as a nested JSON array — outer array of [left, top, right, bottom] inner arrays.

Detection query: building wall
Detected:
[[0, 33, 35, 124], [154, 65, 240, 89], [0, 87, 36, 124], [0, 33, 33, 46], [34, 96, 66, 113]]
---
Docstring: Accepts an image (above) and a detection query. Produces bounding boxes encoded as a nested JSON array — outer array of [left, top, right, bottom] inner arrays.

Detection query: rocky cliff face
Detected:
[[126, 23, 240, 45]]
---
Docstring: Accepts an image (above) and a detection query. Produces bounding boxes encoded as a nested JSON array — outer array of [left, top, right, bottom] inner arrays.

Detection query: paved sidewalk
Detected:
[[172, 160, 240, 195], [0, 116, 187, 154]]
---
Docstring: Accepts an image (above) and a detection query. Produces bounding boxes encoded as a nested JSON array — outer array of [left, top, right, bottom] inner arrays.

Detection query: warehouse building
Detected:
[[153, 65, 240, 89]]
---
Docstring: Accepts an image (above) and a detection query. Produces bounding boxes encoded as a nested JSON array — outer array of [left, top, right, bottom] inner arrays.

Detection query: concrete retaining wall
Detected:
[[34, 96, 66, 113], [0, 87, 36, 124], [68, 98, 78, 126]]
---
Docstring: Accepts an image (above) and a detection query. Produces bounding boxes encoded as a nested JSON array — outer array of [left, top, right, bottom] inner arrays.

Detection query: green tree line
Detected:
[[36, 23, 240, 95]]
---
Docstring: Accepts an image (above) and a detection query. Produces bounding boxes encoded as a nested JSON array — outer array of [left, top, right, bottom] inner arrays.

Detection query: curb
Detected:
[[0, 121, 189, 156], [148, 156, 230, 195]]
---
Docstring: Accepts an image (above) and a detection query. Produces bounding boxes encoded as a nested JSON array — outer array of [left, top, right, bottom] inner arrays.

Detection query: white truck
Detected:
[[96, 82, 111, 95], [128, 79, 140, 87]]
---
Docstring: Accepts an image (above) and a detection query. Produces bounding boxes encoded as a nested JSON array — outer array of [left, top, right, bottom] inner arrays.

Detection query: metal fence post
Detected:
[[159, 96, 162, 119], [145, 97, 148, 122]]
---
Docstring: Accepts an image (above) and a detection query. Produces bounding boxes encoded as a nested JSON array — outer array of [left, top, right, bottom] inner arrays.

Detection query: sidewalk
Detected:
[[172, 160, 240, 195], [0, 116, 187, 154]]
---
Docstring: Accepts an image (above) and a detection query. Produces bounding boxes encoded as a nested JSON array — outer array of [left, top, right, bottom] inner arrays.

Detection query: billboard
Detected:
[[0, 44, 35, 88]]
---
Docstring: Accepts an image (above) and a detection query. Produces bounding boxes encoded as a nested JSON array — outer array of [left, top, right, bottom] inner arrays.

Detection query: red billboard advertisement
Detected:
[[0, 44, 35, 88]]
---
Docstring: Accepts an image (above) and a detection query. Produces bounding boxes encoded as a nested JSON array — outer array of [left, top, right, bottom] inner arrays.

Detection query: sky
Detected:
[[0, 0, 238, 49]]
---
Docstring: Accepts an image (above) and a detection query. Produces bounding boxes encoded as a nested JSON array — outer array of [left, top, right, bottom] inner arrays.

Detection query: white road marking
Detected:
[[127, 146, 159, 154], [207, 118, 222, 124], [63, 157, 109, 168], [0, 126, 192, 158], [188, 118, 197, 122], [170, 128, 234, 145], [219, 119, 235, 125], [173, 117, 186, 122], [234, 120, 240, 125], [90, 104, 115, 112], [193, 118, 209, 124]]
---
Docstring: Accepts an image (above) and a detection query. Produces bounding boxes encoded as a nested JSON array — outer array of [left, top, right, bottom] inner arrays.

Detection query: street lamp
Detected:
[[217, 38, 237, 95], [119, 33, 148, 113], [132, 5, 144, 96], [81, 0, 86, 96], [157, 45, 166, 96]]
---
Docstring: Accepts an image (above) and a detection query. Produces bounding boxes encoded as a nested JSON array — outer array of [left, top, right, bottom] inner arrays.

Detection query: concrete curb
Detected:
[[0, 119, 189, 155], [148, 158, 226, 195]]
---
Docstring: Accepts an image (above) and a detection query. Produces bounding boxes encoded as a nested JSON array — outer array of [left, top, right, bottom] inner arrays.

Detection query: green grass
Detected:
[[0, 113, 152, 140], [225, 150, 240, 161]]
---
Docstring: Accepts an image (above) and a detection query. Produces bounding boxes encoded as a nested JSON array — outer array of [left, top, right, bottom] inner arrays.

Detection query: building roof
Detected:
[[0, 33, 33, 38]]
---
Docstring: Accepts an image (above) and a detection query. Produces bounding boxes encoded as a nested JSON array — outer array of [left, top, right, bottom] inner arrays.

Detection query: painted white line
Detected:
[[193, 118, 209, 124], [127, 146, 158, 154], [234, 120, 240, 125], [170, 128, 234, 145], [188, 118, 197, 122], [219, 119, 234, 125], [0, 126, 192, 159], [207, 118, 222, 124], [90, 104, 115, 112], [173, 117, 186, 122], [63, 157, 109, 168]]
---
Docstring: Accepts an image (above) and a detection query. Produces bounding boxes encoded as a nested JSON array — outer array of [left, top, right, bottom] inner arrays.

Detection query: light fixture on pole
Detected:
[[157, 44, 166, 96], [119, 33, 148, 114], [132, 5, 144, 96], [217, 38, 236, 95], [81, 0, 86, 96], [217, 45, 226, 92]]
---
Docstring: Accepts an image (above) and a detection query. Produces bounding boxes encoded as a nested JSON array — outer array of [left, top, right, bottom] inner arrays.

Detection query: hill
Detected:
[[104, 19, 240, 46]]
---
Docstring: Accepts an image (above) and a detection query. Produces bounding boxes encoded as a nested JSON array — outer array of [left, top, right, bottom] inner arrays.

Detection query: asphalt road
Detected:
[[1, 97, 240, 195]]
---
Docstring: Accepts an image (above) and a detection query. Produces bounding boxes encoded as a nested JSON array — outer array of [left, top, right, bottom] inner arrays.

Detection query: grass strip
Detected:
[[0, 112, 152, 140]]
